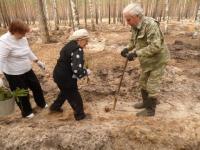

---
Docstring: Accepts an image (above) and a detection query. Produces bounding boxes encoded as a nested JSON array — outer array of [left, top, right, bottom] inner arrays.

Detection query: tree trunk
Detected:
[[193, 3, 200, 38], [145, 0, 149, 16], [60, 0, 68, 25], [29, 0, 37, 25], [70, 0, 80, 30], [113, 0, 116, 24], [197, 3, 200, 33], [84, 0, 87, 28], [182, 0, 187, 21], [0, 0, 11, 28], [22, 0, 30, 24], [43, 0, 51, 28], [52, 0, 59, 30], [177, 0, 182, 21], [95, 0, 98, 24], [99, 0, 102, 24], [164, 0, 169, 34], [108, 0, 111, 24], [153, 0, 159, 19], [68, 0, 74, 29], [43, 0, 49, 22], [89, 0, 95, 31], [195, 1, 200, 21], [185, 1, 190, 19], [36, 0, 50, 43], [159, 5, 163, 22]]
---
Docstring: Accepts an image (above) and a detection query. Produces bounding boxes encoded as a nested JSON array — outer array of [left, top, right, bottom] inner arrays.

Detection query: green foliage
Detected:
[[0, 87, 28, 102], [0, 87, 12, 101]]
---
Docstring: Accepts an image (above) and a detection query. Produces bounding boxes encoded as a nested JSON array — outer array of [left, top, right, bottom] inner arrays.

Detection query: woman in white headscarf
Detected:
[[49, 29, 91, 121]]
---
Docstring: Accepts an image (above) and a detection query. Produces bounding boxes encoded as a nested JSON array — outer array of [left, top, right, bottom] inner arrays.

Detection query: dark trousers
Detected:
[[50, 81, 85, 120], [4, 69, 46, 117]]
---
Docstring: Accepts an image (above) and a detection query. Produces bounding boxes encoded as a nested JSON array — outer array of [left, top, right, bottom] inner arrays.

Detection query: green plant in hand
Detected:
[[0, 87, 28, 102]]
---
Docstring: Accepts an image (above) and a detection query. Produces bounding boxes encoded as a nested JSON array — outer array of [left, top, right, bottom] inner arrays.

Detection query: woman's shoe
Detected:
[[26, 113, 35, 118]]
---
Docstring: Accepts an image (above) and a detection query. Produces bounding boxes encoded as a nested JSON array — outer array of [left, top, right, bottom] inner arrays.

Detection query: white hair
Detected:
[[123, 3, 143, 17], [69, 29, 89, 41]]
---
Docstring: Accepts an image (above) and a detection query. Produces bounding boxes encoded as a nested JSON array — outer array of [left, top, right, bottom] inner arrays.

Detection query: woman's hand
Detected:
[[86, 69, 92, 75], [35, 60, 45, 70]]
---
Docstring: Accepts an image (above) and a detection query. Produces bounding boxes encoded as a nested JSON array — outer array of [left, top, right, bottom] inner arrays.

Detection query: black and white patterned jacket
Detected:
[[54, 40, 88, 81]]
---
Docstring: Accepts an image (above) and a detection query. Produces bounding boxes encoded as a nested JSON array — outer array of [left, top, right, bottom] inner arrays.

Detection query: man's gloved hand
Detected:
[[86, 69, 92, 75], [121, 48, 129, 58], [36, 60, 45, 70], [127, 51, 137, 61]]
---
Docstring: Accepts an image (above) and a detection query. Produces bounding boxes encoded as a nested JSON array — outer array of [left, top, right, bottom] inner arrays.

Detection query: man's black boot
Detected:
[[136, 97, 157, 117], [134, 89, 148, 109]]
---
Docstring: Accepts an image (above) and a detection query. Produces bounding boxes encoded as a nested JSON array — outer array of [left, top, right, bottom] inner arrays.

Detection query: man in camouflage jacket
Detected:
[[121, 3, 170, 116]]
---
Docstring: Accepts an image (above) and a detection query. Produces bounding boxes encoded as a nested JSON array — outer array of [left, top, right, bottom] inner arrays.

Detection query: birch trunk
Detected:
[[108, 0, 111, 24], [99, 0, 102, 24], [44, 0, 49, 23], [153, 0, 159, 19], [52, 0, 59, 30], [68, 0, 74, 29], [95, 0, 98, 24], [70, 0, 80, 30], [84, 0, 87, 27], [113, 0, 116, 24], [0, 0, 11, 27], [164, 0, 169, 34], [89, 0, 95, 31], [193, 4, 200, 38], [37, 0, 50, 43]]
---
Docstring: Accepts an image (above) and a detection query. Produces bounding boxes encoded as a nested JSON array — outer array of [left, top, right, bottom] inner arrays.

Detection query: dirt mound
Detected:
[[168, 39, 200, 60]]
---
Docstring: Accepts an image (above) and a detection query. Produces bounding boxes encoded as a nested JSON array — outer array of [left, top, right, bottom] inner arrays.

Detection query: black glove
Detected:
[[127, 51, 137, 61], [121, 48, 129, 57]]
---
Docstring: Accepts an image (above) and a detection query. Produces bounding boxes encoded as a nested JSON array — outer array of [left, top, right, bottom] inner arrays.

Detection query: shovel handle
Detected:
[[113, 59, 129, 110], [87, 75, 90, 84]]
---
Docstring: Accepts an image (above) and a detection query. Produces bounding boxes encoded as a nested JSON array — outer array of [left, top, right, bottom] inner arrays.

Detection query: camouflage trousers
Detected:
[[139, 64, 166, 98]]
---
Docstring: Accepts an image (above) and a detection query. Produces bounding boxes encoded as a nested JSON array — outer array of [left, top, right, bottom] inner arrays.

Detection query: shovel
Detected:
[[104, 58, 129, 112], [113, 58, 129, 110]]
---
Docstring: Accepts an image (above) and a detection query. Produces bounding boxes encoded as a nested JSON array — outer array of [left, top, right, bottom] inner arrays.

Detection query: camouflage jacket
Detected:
[[127, 16, 170, 72]]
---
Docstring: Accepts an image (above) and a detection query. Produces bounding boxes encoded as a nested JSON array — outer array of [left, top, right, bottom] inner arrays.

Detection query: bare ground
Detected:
[[0, 21, 200, 150]]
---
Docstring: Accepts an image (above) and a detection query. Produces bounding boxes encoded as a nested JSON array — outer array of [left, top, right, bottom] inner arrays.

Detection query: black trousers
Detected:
[[4, 69, 46, 117], [50, 79, 85, 120]]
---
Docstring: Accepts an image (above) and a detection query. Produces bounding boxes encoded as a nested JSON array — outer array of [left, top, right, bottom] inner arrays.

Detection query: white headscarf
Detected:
[[69, 29, 89, 41]]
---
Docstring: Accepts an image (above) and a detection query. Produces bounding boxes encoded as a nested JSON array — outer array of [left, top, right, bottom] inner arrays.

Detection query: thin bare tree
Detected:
[[0, 0, 11, 27], [44, 0, 50, 28], [164, 0, 169, 34], [70, 0, 80, 30], [195, 0, 200, 20], [153, 0, 159, 19], [95, 0, 98, 24], [98, 0, 102, 24], [36, 0, 50, 43], [89, 0, 95, 31], [68, 0, 74, 29], [52, 0, 59, 30], [145, 0, 150, 16], [84, 0, 87, 27], [193, 2, 200, 38], [108, 0, 111, 24], [113, 0, 117, 24]]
